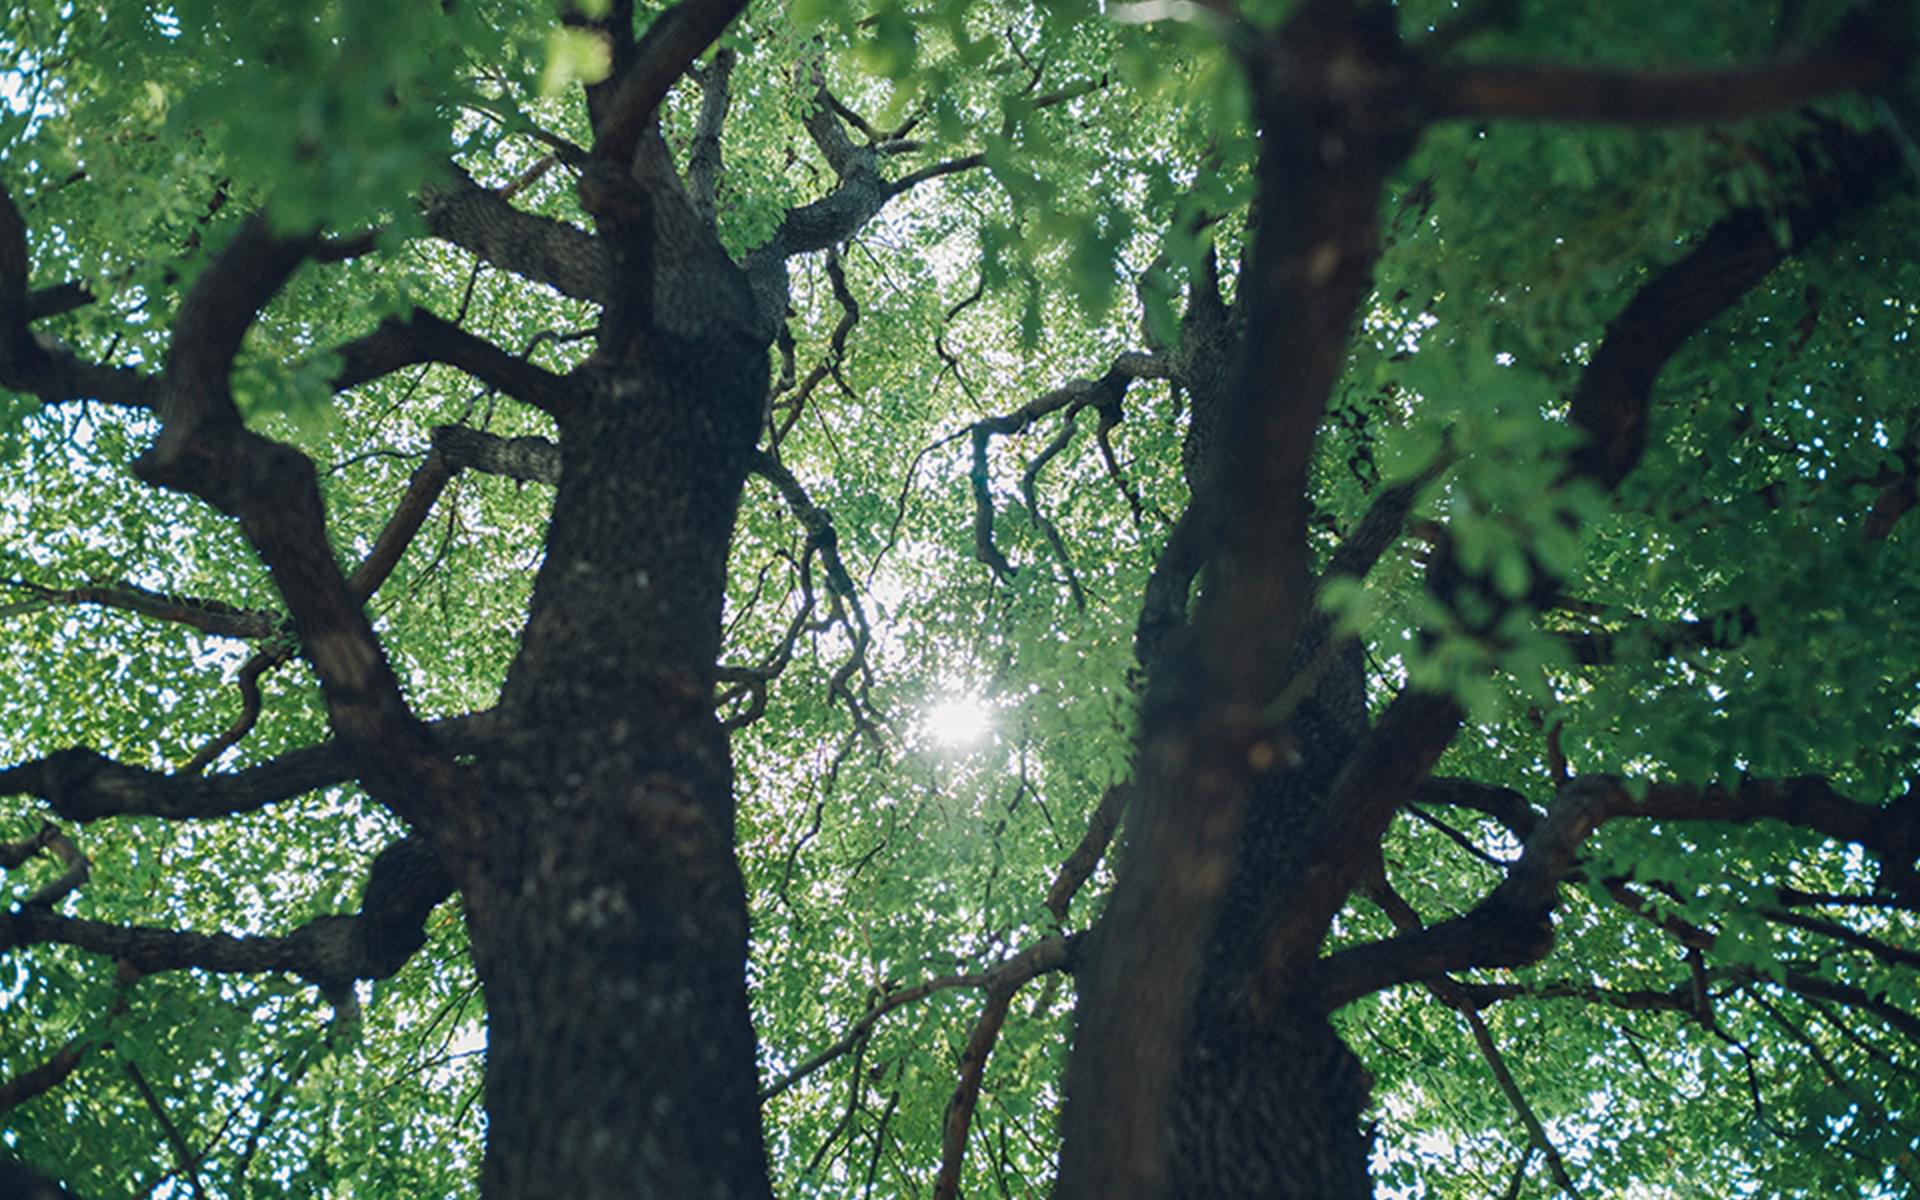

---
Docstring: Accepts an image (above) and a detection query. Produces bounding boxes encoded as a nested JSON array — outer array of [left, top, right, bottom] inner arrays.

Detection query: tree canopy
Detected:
[[1, 1, 1917, 1197]]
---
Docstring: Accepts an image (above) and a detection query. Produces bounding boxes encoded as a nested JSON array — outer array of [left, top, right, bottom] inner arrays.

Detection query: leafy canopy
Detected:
[[1, 0, 1917, 1197]]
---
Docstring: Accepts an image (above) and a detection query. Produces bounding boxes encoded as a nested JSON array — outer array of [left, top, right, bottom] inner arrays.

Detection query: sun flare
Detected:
[[924, 695, 992, 747]]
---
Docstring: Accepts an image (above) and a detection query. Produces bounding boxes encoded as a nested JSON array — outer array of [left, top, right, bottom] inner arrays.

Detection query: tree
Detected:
[[1, 0, 1916, 1196]]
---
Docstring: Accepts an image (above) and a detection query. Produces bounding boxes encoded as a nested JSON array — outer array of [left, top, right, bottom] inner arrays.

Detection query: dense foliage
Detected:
[[1, 1, 1917, 1197]]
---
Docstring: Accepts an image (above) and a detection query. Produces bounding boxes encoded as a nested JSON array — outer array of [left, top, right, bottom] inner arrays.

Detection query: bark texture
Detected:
[[461, 326, 771, 1197]]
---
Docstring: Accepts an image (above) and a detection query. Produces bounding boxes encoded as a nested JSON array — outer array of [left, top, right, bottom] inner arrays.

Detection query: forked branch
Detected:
[[1311, 773, 1920, 1012]]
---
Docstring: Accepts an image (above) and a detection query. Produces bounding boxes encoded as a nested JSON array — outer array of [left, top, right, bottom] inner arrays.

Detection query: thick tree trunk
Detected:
[[1060, 11, 1419, 1192], [1163, 638, 1375, 1200], [458, 339, 772, 1199], [1172, 1011, 1374, 1200]]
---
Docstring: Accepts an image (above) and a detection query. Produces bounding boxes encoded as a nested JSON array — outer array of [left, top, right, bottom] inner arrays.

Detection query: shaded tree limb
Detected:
[[420, 163, 610, 302], [739, 82, 1004, 335], [24, 280, 96, 321], [0, 835, 453, 992], [1322, 459, 1448, 582], [1249, 687, 1467, 1014], [746, 450, 877, 733], [123, 1060, 203, 1199], [0, 179, 157, 410], [1414, 776, 1541, 839], [686, 48, 736, 226], [1447, 980, 1697, 1013], [329, 309, 567, 414], [344, 449, 459, 602], [932, 982, 1020, 1200], [965, 351, 1169, 580], [1745, 967, 1920, 1047], [1045, 785, 1128, 925], [886, 153, 989, 198], [1059, 12, 1432, 1190], [185, 443, 458, 774], [1458, 1005, 1584, 1199], [1252, 103, 1910, 1020], [0, 712, 494, 823], [1758, 906, 1920, 971], [715, 565, 816, 734], [1866, 448, 1918, 541], [178, 649, 286, 776], [430, 425, 560, 485], [0, 579, 277, 641], [158, 216, 311, 413], [0, 822, 90, 907], [771, 245, 861, 448], [1556, 607, 1757, 667], [591, 0, 749, 167], [1366, 851, 1585, 1196], [1311, 773, 1920, 1012], [1427, 6, 1911, 129], [1566, 117, 1902, 490], [805, 74, 867, 177], [0, 971, 135, 1118], [0, 1029, 97, 1116], [130, 216, 456, 816], [566, 0, 639, 134]]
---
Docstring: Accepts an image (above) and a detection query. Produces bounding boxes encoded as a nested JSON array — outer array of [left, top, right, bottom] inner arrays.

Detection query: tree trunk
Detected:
[[1171, 1010, 1374, 1200], [1164, 636, 1375, 1200], [459, 339, 773, 1199]]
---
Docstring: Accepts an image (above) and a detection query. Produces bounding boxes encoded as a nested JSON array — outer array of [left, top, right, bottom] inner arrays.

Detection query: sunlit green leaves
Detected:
[[540, 25, 615, 96]]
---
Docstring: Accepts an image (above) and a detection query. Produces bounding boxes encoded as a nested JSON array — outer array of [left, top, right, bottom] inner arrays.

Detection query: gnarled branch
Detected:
[[1311, 773, 1920, 1012], [330, 309, 567, 413], [0, 835, 454, 993], [0, 713, 494, 824]]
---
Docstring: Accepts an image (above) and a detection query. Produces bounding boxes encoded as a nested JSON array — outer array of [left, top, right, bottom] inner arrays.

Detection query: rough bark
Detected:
[[1058, 7, 1420, 1196], [457, 331, 771, 1197]]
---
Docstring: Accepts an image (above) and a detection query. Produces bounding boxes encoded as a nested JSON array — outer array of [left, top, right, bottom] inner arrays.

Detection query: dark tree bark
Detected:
[[1056, 4, 1913, 1199], [460, 337, 772, 1198], [2, 4, 1913, 1199]]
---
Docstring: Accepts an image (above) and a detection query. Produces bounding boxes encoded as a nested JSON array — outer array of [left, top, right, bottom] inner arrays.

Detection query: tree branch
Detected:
[[885, 153, 988, 198], [933, 982, 1021, 1200], [0, 1028, 97, 1116], [343, 449, 459, 601], [330, 309, 567, 413], [1311, 772, 1920, 1012], [760, 937, 1071, 1104], [1045, 785, 1128, 925], [1414, 776, 1541, 839], [1252, 102, 1910, 1020], [1568, 118, 1900, 489], [1427, 8, 1911, 128], [420, 164, 610, 303], [0, 177, 156, 410], [131, 216, 459, 814], [1, 822, 89, 907], [0, 713, 493, 823], [429, 425, 561, 485], [964, 352, 1169, 580], [591, 0, 749, 167], [159, 216, 312, 414], [686, 48, 736, 226], [746, 450, 878, 733], [0, 835, 454, 992], [0, 578, 278, 640]]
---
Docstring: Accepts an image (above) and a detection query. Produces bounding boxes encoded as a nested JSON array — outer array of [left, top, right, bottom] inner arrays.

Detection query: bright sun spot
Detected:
[[924, 695, 992, 747]]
